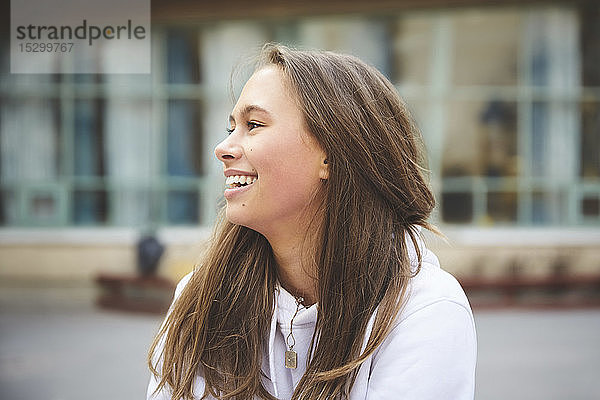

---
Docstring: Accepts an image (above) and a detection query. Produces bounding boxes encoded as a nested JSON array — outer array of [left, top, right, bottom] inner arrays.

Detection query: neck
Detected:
[[263, 221, 320, 306]]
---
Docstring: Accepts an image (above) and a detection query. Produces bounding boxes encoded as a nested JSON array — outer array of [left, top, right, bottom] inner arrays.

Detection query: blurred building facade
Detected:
[[1, 0, 599, 285]]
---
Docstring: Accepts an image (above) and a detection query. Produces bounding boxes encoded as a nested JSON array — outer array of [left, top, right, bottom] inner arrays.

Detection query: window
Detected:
[[1, 5, 598, 229], [0, 27, 206, 227], [394, 5, 600, 226]]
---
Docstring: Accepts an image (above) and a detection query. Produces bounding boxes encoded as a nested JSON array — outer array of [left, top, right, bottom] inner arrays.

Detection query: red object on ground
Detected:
[[460, 274, 600, 309], [95, 274, 176, 314]]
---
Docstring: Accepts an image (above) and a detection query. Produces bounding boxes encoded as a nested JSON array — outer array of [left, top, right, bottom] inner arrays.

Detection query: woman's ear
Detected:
[[319, 158, 329, 180]]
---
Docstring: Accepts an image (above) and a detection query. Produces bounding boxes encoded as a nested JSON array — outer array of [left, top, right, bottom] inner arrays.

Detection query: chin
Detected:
[[225, 203, 254, 229], [226, 207, 271, 238]]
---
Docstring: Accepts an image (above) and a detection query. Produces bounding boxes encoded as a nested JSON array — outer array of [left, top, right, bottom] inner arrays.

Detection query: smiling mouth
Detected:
[[226, 175, 258, 189]]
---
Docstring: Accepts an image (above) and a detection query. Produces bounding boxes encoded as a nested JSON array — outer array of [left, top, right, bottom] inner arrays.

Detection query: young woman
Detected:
[[148, 43, 476, 400]]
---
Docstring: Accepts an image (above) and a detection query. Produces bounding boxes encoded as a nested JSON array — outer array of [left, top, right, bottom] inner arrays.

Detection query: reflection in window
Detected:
[[526, 9, 580, 196], [165, 29, 202, 225], [0, 190, 16, 225], [73, 190, 107, 225], [0, 8, 596, 229], [167, 100, 202, 177], [580, 3, 600, 87], [113, 190, 154, 226], [167, 190, 199, 224], [166, 99, 202, 224], [28, 192, 58, 224], [296, 18, 389, 76], [73, 99, 107, 224], [532, 191, 566, 225], [104, 100, 153, 227], [452, 10, 519, 86], [394, 15, 433, 86], [487, 192, 517, 223], [0, 98, 60, 226], [167, 30, 201, 84], [74, 100, 104, 177], [531, 101, 548, 178], [479, 100, 518, 177], [442, 192, 473, 223], [443, 101, 483, 177], [0, 191, 7, 224], [0, 99, 60, 182], [582, 195, 599, 218], [580, 101, 600, 178], [443, 100, 517, 178]]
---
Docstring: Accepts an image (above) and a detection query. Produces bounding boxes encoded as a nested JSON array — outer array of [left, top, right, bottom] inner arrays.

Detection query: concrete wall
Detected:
[[1, 228, 599, 288], [0, 228, 210, 287]]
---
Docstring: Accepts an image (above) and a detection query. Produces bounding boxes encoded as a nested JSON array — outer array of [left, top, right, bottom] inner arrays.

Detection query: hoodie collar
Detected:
[[265, 228, 433, 397]]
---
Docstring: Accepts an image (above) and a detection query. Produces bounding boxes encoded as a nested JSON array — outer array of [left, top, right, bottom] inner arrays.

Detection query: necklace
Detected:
[[284, 296, 304, 369]]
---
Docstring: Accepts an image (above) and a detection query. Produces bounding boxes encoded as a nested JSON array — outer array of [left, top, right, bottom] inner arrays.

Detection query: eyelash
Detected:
[[226, 121, 263, 135], [247, 121, 263, 131]]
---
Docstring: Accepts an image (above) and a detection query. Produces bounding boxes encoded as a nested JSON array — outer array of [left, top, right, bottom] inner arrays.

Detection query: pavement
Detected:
[[475, 309, 600, 400], [0, 287, 599, 400]]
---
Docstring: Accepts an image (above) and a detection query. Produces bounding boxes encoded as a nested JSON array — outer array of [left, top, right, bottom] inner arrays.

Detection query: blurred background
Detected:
[[0, 0, 599, 399]]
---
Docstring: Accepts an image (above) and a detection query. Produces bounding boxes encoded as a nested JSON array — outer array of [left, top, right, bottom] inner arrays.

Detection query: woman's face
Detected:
[[214, 66, 328, 235]]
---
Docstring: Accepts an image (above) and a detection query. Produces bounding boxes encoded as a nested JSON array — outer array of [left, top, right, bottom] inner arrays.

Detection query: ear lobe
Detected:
[[319, 158, 329, 180]]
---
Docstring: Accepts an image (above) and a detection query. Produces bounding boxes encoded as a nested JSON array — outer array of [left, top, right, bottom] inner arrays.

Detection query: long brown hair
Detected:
[[148, 43, 436, 400]]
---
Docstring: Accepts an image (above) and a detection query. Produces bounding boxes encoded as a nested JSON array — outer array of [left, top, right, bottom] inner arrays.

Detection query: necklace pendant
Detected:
[[285, 350, 297, 369]]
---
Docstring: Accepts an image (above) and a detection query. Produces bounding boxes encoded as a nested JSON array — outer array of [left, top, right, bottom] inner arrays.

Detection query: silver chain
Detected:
[[286, 296, 304, 351]]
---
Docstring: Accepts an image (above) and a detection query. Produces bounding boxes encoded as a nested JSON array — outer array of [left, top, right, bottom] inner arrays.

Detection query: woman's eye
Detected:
[[247, 121, 263, 131], [226, 127, 234, 135]]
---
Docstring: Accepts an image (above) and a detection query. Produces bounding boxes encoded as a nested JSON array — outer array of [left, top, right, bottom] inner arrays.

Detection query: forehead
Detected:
[[232, 66, 297, 117]]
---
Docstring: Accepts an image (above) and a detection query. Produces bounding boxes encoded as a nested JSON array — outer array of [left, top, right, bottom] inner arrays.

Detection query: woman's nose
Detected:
[[214, 134, 242, 162]]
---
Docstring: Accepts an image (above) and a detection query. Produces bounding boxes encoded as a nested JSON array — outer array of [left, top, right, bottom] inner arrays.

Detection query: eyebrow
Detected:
[[229, 104, 271, 123]]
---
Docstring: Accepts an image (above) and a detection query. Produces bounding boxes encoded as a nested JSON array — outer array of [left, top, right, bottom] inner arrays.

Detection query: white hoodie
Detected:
[[147, 236, 477, 399]]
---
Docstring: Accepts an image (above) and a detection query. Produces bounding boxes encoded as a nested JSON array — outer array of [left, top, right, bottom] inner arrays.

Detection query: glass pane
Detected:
[[394, 15, 433, 85], [443, 100, 517, 177], [452, 10, 520, 86], [442, 191, 473, 223], [580, 101, 600, 178], [72, 190, 107, 225], [167, 100, 202, 177], [581, 195, 600, 218], [104, 99, 153, 179], [0, 190, 17, 225], [532, 100, 578, 181], [0, 99, 60, 181], [74, 99, 104, 176], [531, 101, 548, 177], [28, 192, 58, 224], [532, 191, 566, 225], [487, 191, 517, 223], [297, 17, 389, 75], [103, 100, 153, 226], [111, 190, 154, 226], [581, 3, 600, 86], [166, 29, 200, 84], [73, 74, 101, 84], [167, 190, 199, 224], [527, 9, 579, 88]]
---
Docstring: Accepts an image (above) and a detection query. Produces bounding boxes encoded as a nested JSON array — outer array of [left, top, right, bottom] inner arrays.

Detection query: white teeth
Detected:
[[225, 174, 257, 187]]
